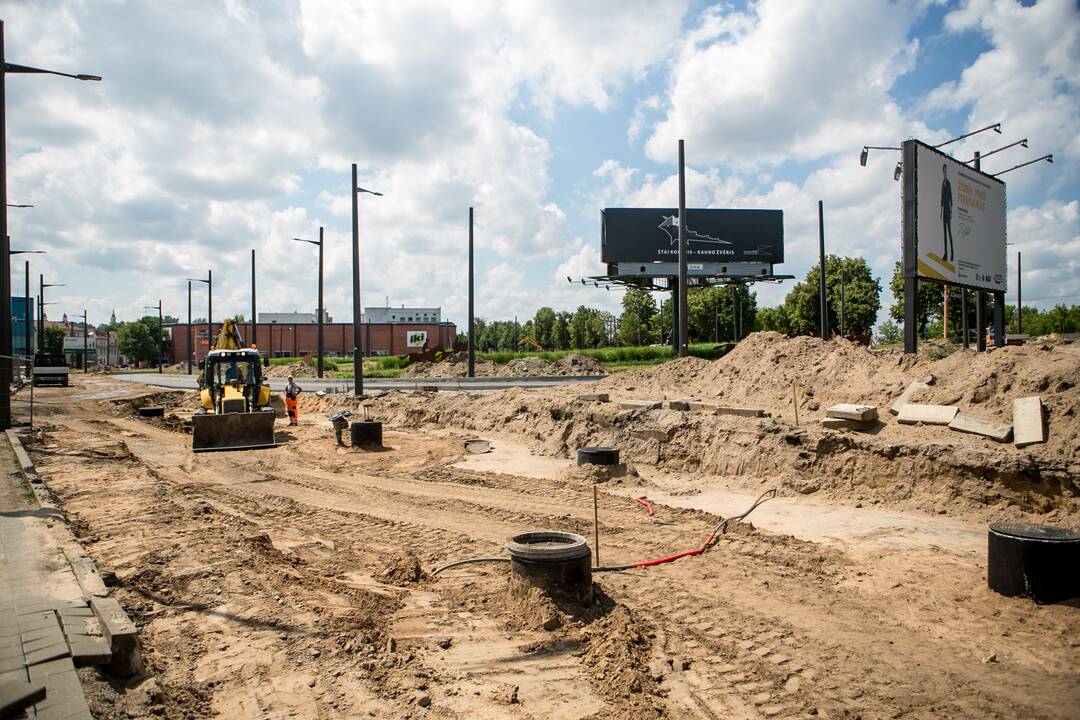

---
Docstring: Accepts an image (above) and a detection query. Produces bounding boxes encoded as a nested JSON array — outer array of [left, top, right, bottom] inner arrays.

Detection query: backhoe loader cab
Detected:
[[192, 348, 276, 452]]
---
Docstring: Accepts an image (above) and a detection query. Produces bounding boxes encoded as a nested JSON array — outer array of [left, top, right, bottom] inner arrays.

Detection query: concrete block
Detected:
[[89, 597, 142, 677], [888, 381, 930, 415], [820, 417, 877, 431], [63, 549, 108, 599], [1012, 396, 1046, 448], [825, 404, 878, 421], [619, 401, 662, 411], [668, 398, 696, 411], [896, 403, 958, 425], [575, 393, 609, 403], [948, 412, 1013, 443], [713, 406, 766, 418]]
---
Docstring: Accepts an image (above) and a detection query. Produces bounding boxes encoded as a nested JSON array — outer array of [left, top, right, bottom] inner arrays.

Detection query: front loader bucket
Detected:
[[192, 411, 277, 452]]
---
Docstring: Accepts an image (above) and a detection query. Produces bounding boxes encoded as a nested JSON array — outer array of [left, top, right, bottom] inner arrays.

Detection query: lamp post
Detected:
[[187, 273, 211, 364], [9, 248, 42, 379], [1, 20, 101, 429], [293, 228, 325, 378], [38, 276, 63, 350], [351, 163, 383, 396], [144, 302, 162, 373], [67, 310, 87, 372]]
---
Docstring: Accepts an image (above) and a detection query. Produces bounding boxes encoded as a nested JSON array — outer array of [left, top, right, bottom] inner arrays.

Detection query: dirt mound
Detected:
[[368, 333, 1080, 523], [406, 352, 606, 378], [265, 361, 315, 378], [378, 551, 428, 585]]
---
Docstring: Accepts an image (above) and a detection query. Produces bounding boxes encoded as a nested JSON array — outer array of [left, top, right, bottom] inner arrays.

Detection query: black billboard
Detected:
[[601, 208, 783, 264]]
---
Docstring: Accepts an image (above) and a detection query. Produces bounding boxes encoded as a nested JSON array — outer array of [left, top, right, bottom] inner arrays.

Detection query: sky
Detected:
[[2, 0, 1077, 331]]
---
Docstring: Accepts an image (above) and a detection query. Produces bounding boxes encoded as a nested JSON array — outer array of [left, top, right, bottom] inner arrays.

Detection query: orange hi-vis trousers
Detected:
[[286, 396, 299, 425]]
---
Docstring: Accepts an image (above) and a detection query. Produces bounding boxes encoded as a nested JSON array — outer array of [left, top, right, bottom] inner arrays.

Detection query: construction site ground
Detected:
[[13, 332, 1080, 719]]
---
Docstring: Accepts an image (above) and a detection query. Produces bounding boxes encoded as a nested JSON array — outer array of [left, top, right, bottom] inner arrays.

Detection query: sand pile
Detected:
[[357, 332, 1080, 523], [405, 352, 605, 378], [265, 361, 315, 378]]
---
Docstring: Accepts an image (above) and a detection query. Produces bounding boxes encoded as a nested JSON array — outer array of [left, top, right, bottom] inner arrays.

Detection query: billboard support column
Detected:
[[961, 289, 969, 349], [901, 140, 918, 354], [976, 291, 987, 352], [1017, 251, 1022, 334], [993, 292, 1005, 347], [817, 200, 828, 340], [677, 140, 688, 357], [670, 279, 679, 355]]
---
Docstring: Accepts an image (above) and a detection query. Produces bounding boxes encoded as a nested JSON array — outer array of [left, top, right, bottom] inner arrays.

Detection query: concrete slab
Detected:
[[896, 403, 958, 425], [825, 404, 878, 421], [89, 597, 142, 677], [0, 679, 46, 715], [668, 398, 697, 411], [574, 393, 609, 403], [619, 401, 662, 411], [1012, 396, 1046, 447], [948, 412, 1013, 443], [820, 418, 877, 431], [888, 381, 930, 415], [713, 406, 766, 418]]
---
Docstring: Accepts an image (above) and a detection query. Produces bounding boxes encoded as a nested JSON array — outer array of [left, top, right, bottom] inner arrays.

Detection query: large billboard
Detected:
[[913, 141, 1006, 292], [602, 208, 783, 265]]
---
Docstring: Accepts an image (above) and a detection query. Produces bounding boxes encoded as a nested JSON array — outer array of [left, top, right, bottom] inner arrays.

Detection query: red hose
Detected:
[[627, 532, 715, 568], [634, 495, 654, 517]]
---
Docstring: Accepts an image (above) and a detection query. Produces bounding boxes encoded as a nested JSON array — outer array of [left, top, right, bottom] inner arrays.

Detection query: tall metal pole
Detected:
[[351, 163, 363, 396], [23, 260, 30, 377], [207, 269, 213, 347], [1017, 251, 1022, 334], [187, 281, 192, 374], [962, 289, 969, 349], [677, 139, 688, 357], [158, 301, 162, 373], [731, 286, 737, 341], [974, 151, 987, 352], [317, 226, 324, 378], [0, 22, 12, 427], [38, 273, 44, 349], [818, 200, 828, 340], [902, 141, 918, 354], [251, 249, 257, 350], [468, 207, 475, 377], [82, 310, 87, 372]]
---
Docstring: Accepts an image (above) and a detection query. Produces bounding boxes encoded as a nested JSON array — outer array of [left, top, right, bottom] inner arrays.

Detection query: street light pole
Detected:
[[351, 165, 383, 396], [187, 280, 192, 374], [250, 249, 256, 350], [187, 273, 210, 363], [38, 276, 64, 351], [1, 20, 100, 428], [292, 228, 325, 377], [144, 302, 161, 373], [468, 206, 474, 377]]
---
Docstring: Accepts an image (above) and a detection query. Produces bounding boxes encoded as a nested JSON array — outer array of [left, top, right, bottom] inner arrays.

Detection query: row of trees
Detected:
[[467, 305, 618, 352], [755, 256, 881, 339]]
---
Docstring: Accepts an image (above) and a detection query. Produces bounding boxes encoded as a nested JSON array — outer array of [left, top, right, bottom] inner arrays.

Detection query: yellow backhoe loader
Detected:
[[192, 319, 277, 452]]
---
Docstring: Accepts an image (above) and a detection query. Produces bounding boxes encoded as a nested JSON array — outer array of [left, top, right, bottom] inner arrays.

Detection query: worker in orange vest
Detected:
[[285, 376, 302, 426]]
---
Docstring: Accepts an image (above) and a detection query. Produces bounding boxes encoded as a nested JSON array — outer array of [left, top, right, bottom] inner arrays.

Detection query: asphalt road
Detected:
[[111, 373, 606, 393]]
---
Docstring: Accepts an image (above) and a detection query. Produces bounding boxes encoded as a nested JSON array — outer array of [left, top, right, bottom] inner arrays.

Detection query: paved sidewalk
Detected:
[[0, 438, 95, 719]]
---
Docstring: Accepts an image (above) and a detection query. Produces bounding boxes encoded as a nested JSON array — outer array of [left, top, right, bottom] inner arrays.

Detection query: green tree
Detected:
[[618, 287, 657, 346], [554, 311, 571, 350], [876, 319, 901, 345], [117, 322, 157, 365], [784, 256, 881, 337], [755, 305, 790, 335], [43, 326, 66, 354], [888, 261, 943, 334], [686, 286, 757, 342], [532, 307, 557, 349]]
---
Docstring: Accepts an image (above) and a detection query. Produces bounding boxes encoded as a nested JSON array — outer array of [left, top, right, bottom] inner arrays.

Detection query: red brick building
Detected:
[[165, 321, 457, 364]]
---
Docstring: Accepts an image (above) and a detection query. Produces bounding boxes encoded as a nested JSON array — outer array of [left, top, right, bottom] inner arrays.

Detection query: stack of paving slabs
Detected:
[[822, 404, 878, 431]]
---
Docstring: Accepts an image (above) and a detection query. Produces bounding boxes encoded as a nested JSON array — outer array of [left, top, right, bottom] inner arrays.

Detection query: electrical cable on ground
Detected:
[[634, 495, 654, 517], [431, 488, 778, 577]]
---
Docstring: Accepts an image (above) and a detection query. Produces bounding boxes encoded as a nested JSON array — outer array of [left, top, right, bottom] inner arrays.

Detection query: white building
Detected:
[[363, 306, 441, 324]]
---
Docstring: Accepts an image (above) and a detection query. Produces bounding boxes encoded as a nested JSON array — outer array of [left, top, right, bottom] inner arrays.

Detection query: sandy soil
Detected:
[[14, 357, 1080, 719]]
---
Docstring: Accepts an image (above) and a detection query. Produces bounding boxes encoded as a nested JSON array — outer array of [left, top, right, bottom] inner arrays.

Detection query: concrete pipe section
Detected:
[[507, 530, 593, 606], [988, 522, 1080, 604]]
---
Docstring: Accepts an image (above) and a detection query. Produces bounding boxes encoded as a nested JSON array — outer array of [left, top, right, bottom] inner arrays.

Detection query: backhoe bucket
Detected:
[[192, 411, 277, 452]]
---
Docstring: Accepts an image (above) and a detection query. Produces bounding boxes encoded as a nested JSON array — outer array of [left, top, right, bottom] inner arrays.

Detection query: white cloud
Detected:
[[646, 0, 926, 168]]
